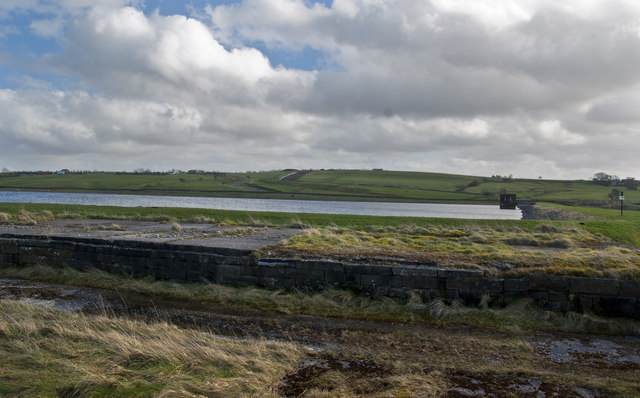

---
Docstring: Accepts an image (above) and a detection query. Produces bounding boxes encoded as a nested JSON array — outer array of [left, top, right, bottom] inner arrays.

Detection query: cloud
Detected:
[[2, 1, 640, 179]]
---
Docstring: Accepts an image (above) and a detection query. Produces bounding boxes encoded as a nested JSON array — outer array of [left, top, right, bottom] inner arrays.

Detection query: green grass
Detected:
[[3, 169, 639, 205], [538, 203, 640, 247]]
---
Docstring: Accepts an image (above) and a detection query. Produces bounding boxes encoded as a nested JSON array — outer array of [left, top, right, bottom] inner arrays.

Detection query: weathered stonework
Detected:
[[1, 233, 639, 318]]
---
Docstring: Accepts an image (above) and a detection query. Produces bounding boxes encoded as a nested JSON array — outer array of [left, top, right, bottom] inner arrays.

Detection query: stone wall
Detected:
[[1, 234, 639, 318]]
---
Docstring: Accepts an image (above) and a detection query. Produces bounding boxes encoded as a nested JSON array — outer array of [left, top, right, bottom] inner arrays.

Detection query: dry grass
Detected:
[[1, 265, 640, 397], [188, 215, 216, 224], [0, 301, 306, 397], [85, 223, 126, 231], [266, 224, 640, 279]]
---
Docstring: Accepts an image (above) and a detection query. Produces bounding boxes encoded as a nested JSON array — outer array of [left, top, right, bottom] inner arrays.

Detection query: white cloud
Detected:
[[2, 1, 640, 179]]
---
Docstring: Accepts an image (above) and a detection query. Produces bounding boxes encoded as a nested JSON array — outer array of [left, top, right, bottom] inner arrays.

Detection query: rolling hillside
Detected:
[[0, 169, 637, 207]]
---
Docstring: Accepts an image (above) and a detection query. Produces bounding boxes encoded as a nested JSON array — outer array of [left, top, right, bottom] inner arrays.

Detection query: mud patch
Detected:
[[534, 338, 640, 370], [0, 278, 107, 312], [278, 355, 391, 397], [441, 369, 599, 398]]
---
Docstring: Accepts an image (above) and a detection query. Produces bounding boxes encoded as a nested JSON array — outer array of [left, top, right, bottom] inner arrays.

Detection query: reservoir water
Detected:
[[0, 191, 522, 220]]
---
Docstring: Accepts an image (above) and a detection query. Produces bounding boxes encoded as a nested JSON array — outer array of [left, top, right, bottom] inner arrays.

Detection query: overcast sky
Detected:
[[1, 0, 639, 179]]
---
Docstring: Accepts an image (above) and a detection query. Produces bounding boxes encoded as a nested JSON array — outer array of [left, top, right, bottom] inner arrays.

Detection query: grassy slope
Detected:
[[2, 169, 638, 204], [542, 202, 640, 247]]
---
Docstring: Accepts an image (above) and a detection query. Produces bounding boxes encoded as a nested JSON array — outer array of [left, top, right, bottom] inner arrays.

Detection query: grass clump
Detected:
[[0, 301, 306, 397]]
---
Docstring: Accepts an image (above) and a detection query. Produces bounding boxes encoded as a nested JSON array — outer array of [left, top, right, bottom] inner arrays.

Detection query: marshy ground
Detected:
[[1, 275, 639, 397]]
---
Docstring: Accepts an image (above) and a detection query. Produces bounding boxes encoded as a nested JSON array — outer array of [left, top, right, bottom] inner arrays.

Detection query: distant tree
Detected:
[[608, 188, 621, 204], [593, 172, 613, 185], [624, 178, 638, 190], [1, 167, 9, 173]]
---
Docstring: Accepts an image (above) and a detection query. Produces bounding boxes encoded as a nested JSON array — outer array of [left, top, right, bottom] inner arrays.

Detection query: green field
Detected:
[[1, 169, 637, 206]]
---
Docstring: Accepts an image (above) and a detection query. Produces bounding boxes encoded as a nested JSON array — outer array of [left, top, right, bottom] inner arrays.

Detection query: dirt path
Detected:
[[0, 219, 301, 252], [1, 278, 639, 397]]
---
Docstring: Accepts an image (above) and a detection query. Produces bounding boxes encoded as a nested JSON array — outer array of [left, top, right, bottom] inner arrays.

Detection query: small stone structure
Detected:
[[1, 234, 638, 318]]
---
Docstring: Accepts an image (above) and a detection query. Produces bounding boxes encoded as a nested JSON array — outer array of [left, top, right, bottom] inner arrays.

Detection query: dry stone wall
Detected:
[[1, 234, 638, 318]]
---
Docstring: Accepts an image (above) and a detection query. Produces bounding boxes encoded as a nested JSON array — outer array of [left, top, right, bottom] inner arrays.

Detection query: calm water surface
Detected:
[[0, 191, 522, 219]]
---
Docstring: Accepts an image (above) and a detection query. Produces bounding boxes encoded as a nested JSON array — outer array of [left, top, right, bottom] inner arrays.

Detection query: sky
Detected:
[[1, 0, 639, 179]]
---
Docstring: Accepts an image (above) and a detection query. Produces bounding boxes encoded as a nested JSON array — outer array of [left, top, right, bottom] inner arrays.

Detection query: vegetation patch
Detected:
[[1, 265, 640, 396], [0, 301, 306, 397], [263, 223, 640, 279]]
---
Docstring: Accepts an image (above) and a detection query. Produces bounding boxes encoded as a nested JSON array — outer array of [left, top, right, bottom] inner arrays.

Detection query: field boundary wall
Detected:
[[1, 234, 638, 318]]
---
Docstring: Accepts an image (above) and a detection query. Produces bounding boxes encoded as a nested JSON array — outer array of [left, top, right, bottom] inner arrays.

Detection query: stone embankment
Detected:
[[1, 223, 639, 318]]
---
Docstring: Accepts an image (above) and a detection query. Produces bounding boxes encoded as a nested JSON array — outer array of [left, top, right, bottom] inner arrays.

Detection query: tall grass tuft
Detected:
[[0, 301, 306, 397]]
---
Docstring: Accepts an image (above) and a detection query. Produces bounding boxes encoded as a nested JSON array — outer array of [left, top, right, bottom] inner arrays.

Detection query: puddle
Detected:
[[534, 338, 640, 370], [0, 278, 109, 313], [440, 369, 600, 398]]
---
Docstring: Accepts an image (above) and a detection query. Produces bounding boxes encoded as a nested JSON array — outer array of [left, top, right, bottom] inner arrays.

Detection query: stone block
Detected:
[[617, 280, 640, 298], [324, 269, 345, 283], [529, 275, 569, 291], [578, 295, 594, 313], [341, 270, 359, 287], [215, 264, 241, 277], [592, 296, 637, 318], [438, 269, 484, 278], [296, 259, 343, 271], [359, 274, 403, 288], [258, 265, 288, 279], [357, 264, 392, 276], [47, 256, 70, 268], [18, 254, 39, 266], [446, 278, 503, 293], [570, 277, 618, 296], [549, 291, 568, 302], [392, 266, 438, 277], [0, 253, 16, 265], [287, 268, 325, 280], [504, 278, 528, 292], [0, 241, 19, 255], [528, 290, 548, 300], [184, 270, 206, 282], [403, 276, 445, 290]]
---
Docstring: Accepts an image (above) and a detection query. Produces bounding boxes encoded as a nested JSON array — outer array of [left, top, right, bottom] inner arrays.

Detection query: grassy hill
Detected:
[[0, 169, 637, 207]]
